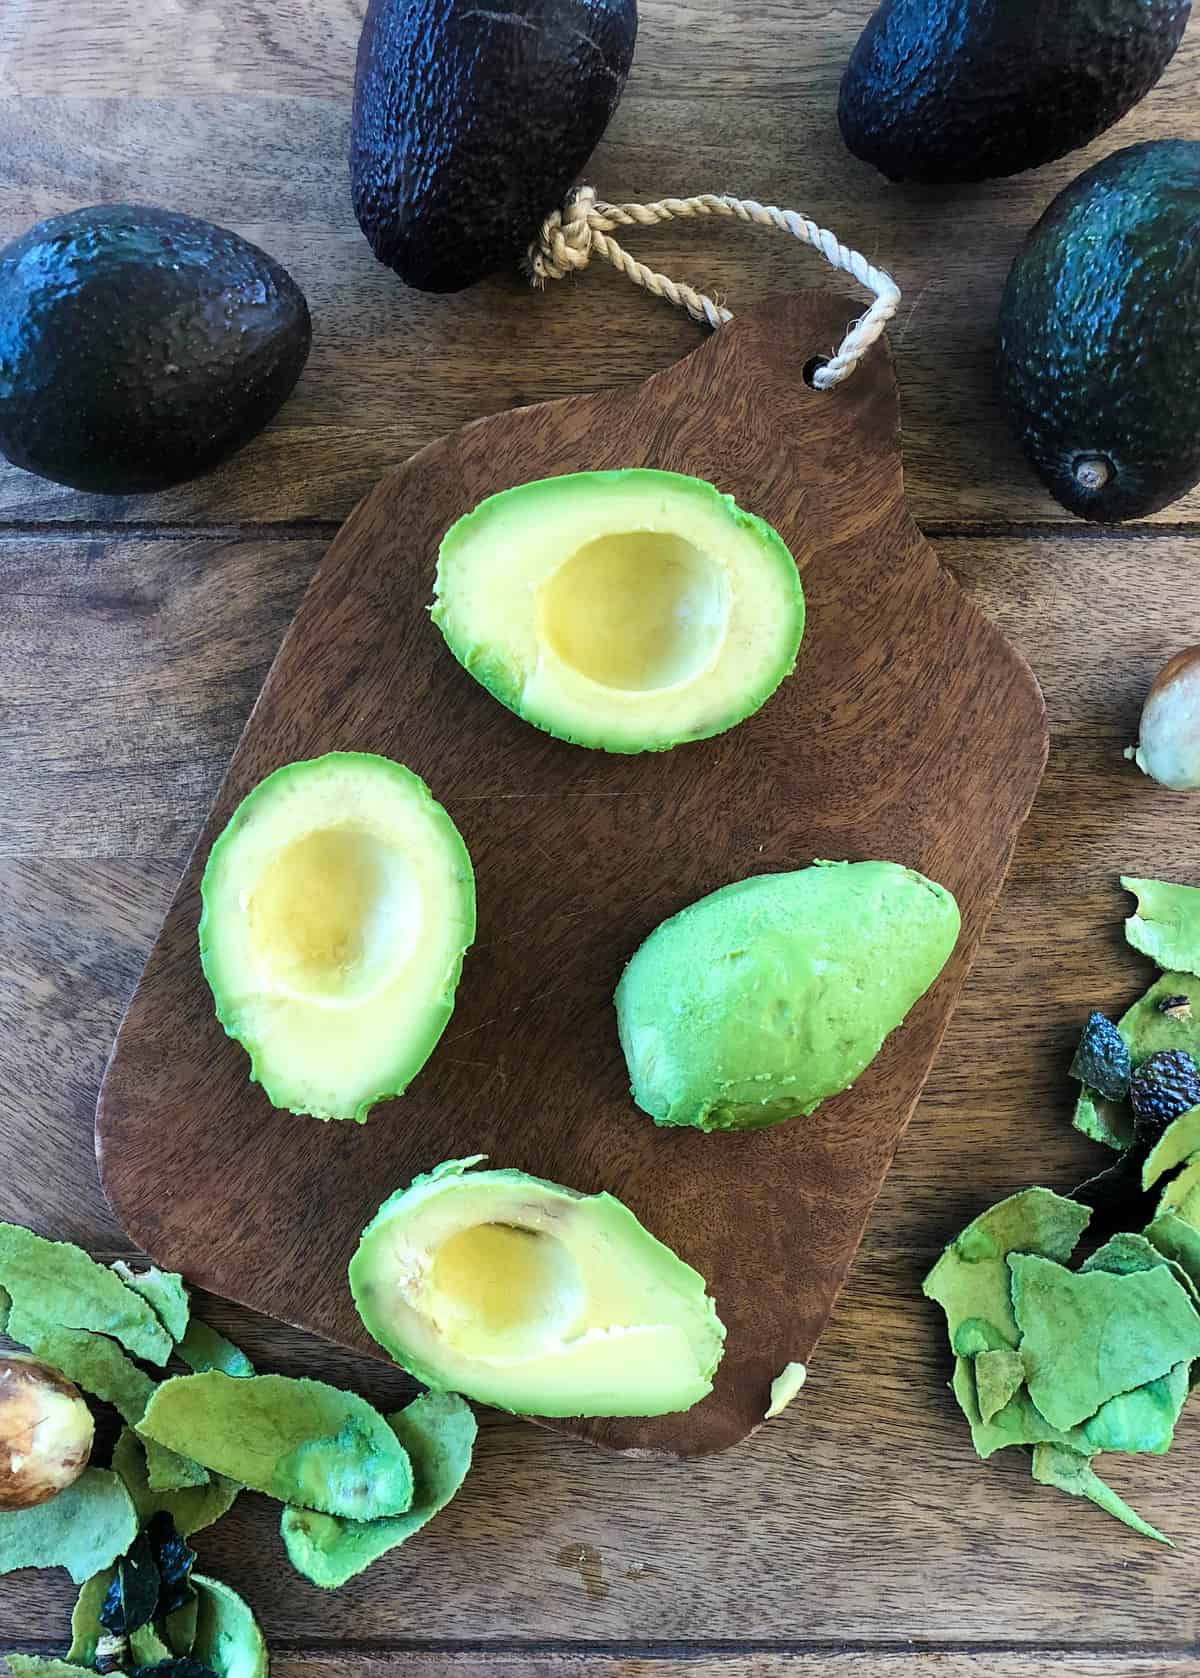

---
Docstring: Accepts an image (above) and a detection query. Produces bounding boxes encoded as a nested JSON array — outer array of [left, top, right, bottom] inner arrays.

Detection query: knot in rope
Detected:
[[527, 185, 901, 389], [530, 184, 600, 281]]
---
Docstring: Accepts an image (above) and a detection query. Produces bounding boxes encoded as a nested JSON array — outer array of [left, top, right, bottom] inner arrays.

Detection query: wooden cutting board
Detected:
[[97, 292, 1047, 1457]]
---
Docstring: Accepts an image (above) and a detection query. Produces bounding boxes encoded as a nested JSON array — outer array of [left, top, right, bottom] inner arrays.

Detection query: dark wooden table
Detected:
[[3, 2, 1200, 1673]]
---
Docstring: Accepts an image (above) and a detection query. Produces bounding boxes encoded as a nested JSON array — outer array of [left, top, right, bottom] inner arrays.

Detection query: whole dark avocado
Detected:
[[839, 0, 1190, 184], [0, 204, 310, 494], [997, 141, 1200, 522], [350, 0, 637, 292]]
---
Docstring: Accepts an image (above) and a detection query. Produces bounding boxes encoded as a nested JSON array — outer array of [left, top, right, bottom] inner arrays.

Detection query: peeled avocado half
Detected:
[[199, 752, 475, 1122], [615, 860, 960, 1131], [432, 470, 805, 753], [350, 1158, 726, 1417]]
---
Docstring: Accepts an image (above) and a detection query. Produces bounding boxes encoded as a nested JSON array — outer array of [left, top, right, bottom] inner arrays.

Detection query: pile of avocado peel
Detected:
[[0, 1229, 475, 1675], [927, 877, 1200, 1544]]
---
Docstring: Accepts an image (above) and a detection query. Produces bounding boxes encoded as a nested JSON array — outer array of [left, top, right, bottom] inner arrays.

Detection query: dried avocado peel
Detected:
[[923, 1186, 1091, 1349], [281, 1390, 476, 1589], [112, 1265, 191, 1345], [1072, 1087, 1134, 1154], [165, 1596, 200, 1659], [1072, 972, 1200, 1152], [1073, 1231, 1195, 1451], [1156, 1153, 1200, 1226], [1081, 1230, 1200, 1306], [1030, 1444, 1170, 1545], [0, 1226, 170, 1365], [1145, 1211, 1200, 1297], [190, 1576, 268, 1678], [0, 1231, 205, 1489], [1142, 1107, 1200, 1191], [139, 1372, 413, 1519], [0, 1469, 138, 1585], [972, 1348, 1024, 1424], [949, 1351, 1092, 1460], [1081, 1363, 1190, 1455], [130, 1624, 174, 1665], [1122, 876, 1200, 977], [175, 1323, 254, 1379], [67, 1569, 114, 1666], [111, 1431, 239, 1539], [1008, 1253, 1200, 1429], [5, 1661, 101, 1676]]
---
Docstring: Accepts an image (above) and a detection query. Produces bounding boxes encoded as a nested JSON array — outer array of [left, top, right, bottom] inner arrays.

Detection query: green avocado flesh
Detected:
[[350, 1157, 726, 1417], [615, 859, 960, 1132], [199, 752, 475, 1121], [432, 470, 805, 754]]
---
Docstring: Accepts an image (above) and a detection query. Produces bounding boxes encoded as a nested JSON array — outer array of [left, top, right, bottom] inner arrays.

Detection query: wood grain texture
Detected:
[[0, 2, 1197, 527], [3, 1656, 1200, 1678], [95, 295, 1045, 1457]]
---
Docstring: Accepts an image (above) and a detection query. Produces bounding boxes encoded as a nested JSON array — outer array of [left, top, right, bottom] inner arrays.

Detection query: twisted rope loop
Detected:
[[529, 185, 900, 389]]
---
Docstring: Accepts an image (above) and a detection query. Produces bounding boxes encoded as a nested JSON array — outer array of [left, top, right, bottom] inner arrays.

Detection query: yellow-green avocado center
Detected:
[[349, 1158, 726, 1417], [432, 469, 805, 754], [199, 752, 475, 1123], [615, 859, 960, 1132]]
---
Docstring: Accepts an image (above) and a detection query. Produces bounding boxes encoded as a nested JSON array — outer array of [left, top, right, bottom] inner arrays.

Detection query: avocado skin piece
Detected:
[[997, 141, 1200, 522], [0, 204, 311, 493], [351, 0, 637, 292], [838, 0, 1190, 184]]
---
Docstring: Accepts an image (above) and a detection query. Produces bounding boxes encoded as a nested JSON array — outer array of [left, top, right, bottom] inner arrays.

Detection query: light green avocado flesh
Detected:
[[350, 1157, 726, 1417], [614, 859, 960, 1132], [432, 469, 805, 754], [199, 751, 475, 1122]]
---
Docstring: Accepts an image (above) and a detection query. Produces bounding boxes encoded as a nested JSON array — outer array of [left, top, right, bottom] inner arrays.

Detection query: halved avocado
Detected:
[[199, 752, 475, 1122], [349, 1158, 726, 1416], [432, 470, 805, 753]]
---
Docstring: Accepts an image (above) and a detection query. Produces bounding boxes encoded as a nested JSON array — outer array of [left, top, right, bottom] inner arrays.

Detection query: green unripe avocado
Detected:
[[615, 859, 960, 1132]]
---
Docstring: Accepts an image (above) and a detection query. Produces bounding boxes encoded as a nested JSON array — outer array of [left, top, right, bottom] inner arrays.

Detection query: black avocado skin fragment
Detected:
[[1131, 1050, 1200, 1139], [147, 1512, 197, 1618], [100, 1529, 160, 1638], [1070, 1011, 1132, 1103]]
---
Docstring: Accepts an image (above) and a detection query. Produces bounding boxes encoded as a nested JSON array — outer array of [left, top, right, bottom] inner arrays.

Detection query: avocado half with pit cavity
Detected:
[[432, 470, 805, 753], [349, 1157, 726, 1417], [199, 752, 475, 1122], [616, 860, 961, 1132]]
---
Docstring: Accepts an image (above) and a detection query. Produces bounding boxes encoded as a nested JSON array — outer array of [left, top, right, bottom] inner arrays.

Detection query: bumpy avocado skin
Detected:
[[615, 860, 960, 1133], [998, 141, 1200, 521], [839, 0, 1189, 184], [351, 0, 637, 291], [0, 204, 310, 494]]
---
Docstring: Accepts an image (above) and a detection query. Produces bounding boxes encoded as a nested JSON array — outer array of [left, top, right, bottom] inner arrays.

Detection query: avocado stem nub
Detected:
[[1074, 455, 1112, 493]]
